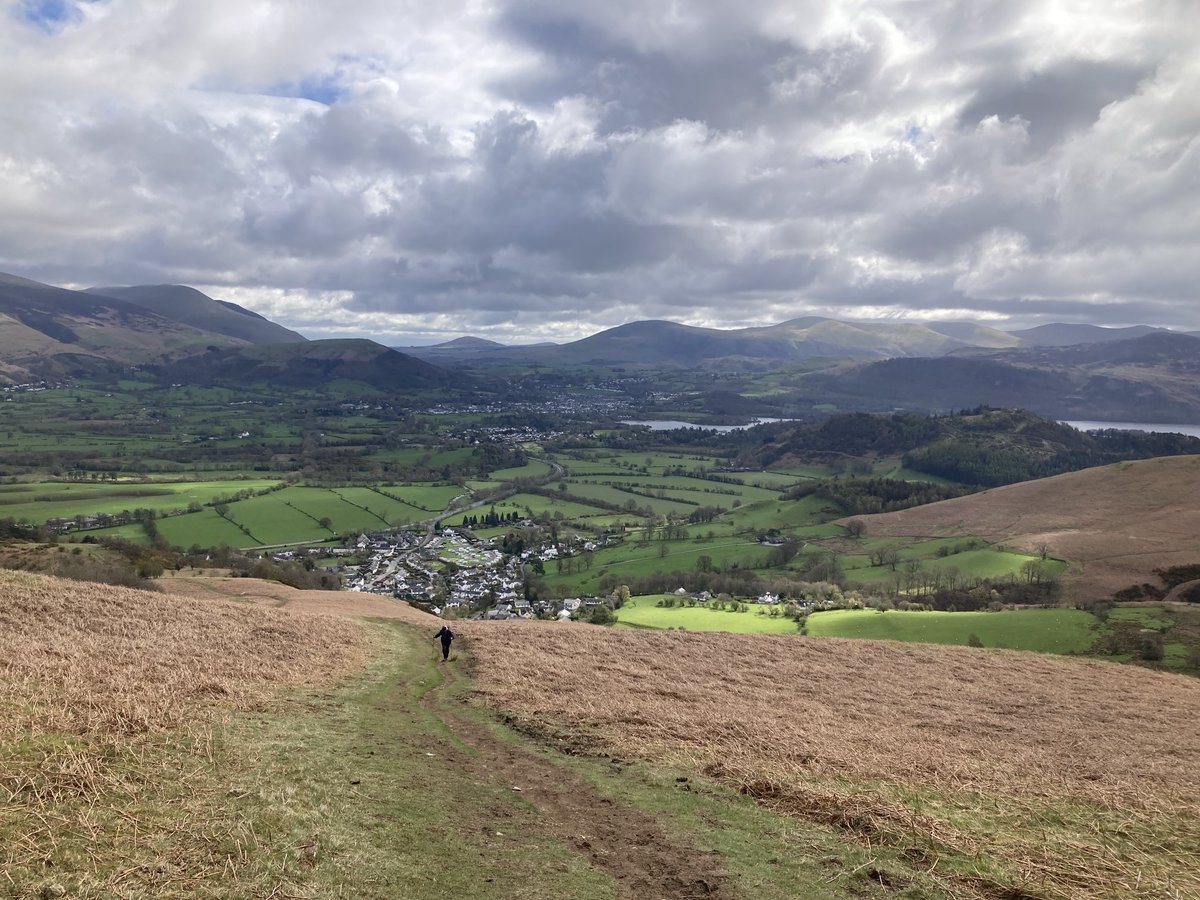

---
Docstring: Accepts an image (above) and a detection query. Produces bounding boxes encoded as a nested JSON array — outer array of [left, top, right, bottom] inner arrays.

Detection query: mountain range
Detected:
[[789, 332, 1200, 422], [399, 316, 1195, 369], [0, 272, 444, 390], [2, 271, 1197, 420]]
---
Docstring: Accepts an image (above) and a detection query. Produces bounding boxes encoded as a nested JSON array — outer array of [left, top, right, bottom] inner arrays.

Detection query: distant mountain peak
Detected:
[[1007, 323, 1169, 346], [433, 336, 506, 349]]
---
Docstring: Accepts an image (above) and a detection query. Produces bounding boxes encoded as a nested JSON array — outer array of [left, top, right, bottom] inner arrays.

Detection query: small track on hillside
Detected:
[[421, 652, 734, 900]]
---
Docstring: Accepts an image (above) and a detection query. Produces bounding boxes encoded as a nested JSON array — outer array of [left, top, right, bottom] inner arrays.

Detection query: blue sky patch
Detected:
[[18, 0, 80, 32], [266, 73, 343, 106]]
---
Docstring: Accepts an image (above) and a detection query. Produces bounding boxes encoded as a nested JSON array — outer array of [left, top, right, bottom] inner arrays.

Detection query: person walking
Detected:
[[433, 624, 454, 661]]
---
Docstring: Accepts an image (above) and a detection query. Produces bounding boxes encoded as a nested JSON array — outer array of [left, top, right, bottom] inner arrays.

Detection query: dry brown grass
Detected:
[[0, 569, 375, 898], [462, 620, 1200, 898], [0, 569, 367, 736], [160, 571, 440, 625], [850, 455, 1200, 600]]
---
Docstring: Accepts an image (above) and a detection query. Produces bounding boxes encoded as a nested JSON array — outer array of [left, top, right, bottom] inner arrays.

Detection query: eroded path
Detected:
[[419, 653, 734, 900]]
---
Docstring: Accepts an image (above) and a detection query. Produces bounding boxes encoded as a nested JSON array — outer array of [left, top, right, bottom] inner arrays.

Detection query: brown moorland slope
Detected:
[[846, 455, 1200, 599], [463, 620, 1200, 898], [160, 572, 440, 624], [465, 622, 1199, 809], [0, 570, 367, 734]]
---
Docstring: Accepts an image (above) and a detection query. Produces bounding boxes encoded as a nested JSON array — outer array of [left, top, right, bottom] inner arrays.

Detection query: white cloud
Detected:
[[0, 0, 1197, 341]]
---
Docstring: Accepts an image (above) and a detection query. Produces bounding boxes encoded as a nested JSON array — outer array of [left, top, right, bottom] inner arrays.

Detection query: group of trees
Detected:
[[461, 509, 522, 528], [785, 476, 969, 516]]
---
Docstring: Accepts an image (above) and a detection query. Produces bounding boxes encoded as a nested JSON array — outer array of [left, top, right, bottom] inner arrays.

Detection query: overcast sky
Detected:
[[1, 0, 1197, 344]]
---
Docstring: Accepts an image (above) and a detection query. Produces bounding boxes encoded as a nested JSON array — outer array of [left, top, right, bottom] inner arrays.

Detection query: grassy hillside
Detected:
[[0, 272, 243, 380], [791, 333, 1200, 422], [805, 607, 1097, 653], [854, 455, 1200, 599], [160, 338, 457, 391], [8, 568, 1200, 897], [89, 284, 306, 345], [466, 620, 1200, 899], [6, 571, 986, 899]]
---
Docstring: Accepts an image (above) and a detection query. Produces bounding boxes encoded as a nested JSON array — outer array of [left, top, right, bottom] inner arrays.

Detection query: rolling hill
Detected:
[[8, 566, 1200, 898], [0, 272, 307, 384], [401, 315, 1188, 376], [88, 284, 306, 346], [742, 407, 1200, 484], [499, 316, 1021, 367], [1007, 322, 1169, 346], [794, 333, 1200, 422], [850, 454, 1200, 599], [0, 272, 238, 381], [159, 338, 458, 391]]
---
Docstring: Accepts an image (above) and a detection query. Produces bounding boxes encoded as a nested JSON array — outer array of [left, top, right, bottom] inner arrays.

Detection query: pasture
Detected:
[[615, 594, 799, 633], [558, 450, 729, 476], [804, 607, 1099, 654], [76, 482, 462, 548], [0, 479, 281, 524]]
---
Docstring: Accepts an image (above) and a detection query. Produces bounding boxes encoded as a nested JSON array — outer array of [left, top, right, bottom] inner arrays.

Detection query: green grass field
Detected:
[[559, 481, 699, 516], [154, 509, 258, 548], [615, 594, 800, 633], [721, 495, 836, 531], [482, 460, 555, 481], [559, 451, 729, 476], [0, 479, 281, 523], [80, 482, 460, 549], [841, 546, 1065, 584], [805, 608, 1099, 654]]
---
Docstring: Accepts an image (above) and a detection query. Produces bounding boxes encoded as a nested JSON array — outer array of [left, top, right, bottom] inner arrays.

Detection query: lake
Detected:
[[1062, 420, 1200, 439]]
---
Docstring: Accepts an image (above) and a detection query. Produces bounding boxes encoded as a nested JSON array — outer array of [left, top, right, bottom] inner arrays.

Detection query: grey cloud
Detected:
[[0, 0, 1197, 340], [494, 5, 892, 135], [959, 60, 1150, 152]]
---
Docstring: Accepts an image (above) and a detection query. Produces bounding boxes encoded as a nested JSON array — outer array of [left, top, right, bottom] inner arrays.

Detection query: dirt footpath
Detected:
[[423, 658, 733, 900]]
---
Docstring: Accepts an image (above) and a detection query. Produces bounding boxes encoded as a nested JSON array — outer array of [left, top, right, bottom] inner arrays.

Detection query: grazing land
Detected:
[[614, 594, 799, 633], [805, 607, 1097, 653], [0, 478, 280, 523]]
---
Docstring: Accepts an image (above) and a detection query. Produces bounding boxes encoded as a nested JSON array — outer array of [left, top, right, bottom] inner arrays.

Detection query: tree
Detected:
[[587, 604, 615, 625], [1021, 559, 1046, 585], [845, 519, 866, 538], [695, 554, 715, 573]]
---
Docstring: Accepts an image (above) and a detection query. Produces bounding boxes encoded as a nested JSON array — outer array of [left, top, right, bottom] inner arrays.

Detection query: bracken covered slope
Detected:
[[846, 455, 1200, 599], [0, 570, 367, 734], [462, 619, 1200, 899]]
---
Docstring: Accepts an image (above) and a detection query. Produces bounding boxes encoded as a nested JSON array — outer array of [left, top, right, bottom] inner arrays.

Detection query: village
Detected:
[[345, 524, 606, 620]]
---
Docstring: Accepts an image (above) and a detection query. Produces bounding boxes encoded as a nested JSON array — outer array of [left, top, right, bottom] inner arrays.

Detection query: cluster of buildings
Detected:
[[1, 380, 62, 397], [345, 527, 527, 615]]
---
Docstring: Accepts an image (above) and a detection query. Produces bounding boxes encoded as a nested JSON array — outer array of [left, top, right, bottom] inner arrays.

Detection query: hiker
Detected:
[[433, 624, 454, 661]]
